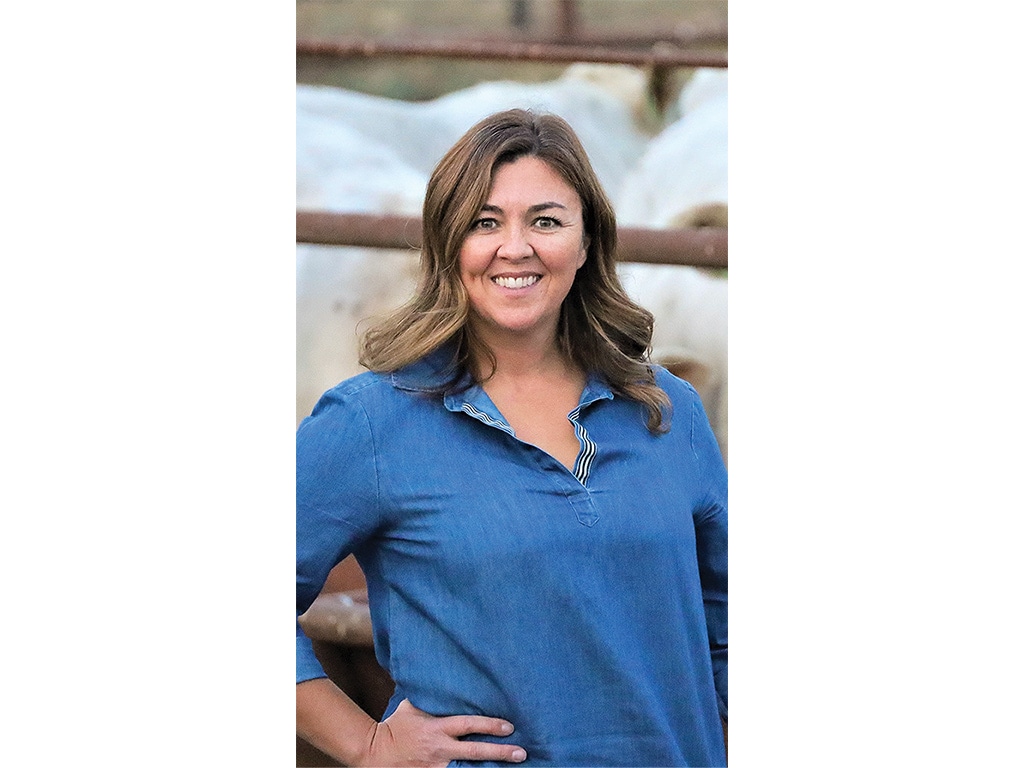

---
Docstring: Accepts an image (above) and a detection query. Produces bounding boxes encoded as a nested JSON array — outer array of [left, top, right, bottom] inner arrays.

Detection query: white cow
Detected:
[[296, 108, 429, 422], [614, 67, 729, 462], [616, 66, 727, 229], [296, 63, 655, 202], [296, 243, 421, 423]]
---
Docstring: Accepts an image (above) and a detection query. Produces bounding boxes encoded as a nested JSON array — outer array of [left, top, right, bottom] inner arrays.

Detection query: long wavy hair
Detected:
[[360, 108, 671, 432]]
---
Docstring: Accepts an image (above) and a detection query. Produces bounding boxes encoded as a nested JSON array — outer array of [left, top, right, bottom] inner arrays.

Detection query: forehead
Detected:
[[486, 156, 580, 207]]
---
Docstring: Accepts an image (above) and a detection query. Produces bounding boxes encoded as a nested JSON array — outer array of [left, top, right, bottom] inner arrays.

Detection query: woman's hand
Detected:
[[357, 699, 528, 767]]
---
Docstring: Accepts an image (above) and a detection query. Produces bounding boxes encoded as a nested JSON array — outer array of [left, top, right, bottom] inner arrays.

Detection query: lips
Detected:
[[491, 274, 540, 289]]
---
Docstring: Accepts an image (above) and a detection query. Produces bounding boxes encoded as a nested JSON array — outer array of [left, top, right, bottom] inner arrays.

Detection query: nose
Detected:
[[496, 224, 533, 261]]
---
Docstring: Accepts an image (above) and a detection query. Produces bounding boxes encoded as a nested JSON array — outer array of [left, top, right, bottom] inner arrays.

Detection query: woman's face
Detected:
[[458, 155, 588, 348]]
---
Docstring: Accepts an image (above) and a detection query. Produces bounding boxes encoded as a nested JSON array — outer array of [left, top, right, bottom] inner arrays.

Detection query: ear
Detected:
[[577, 236, 590, 269]]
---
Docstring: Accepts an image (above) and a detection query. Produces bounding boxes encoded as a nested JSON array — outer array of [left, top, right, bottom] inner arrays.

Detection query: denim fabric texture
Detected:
[[296, 346, 728, 766]]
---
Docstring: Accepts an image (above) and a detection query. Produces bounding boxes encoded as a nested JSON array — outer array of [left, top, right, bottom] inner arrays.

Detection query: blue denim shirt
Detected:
[[297, 347, 728, 766]]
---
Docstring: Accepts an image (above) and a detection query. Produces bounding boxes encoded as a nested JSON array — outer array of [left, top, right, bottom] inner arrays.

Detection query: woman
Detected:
[[296, 109, 728, 766]]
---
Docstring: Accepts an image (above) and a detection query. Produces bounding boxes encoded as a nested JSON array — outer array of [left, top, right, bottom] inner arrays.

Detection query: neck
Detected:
[[468, 324, 573, 383]]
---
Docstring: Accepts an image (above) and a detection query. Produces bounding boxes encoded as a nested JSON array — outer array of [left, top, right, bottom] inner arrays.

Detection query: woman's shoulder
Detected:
[[301, 350, 458, 427], [300, 370, 399, 426], [325, 369, 389, 399]]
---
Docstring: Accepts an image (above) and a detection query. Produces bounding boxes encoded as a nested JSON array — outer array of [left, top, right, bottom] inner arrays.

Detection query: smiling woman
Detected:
[[296, 109, 728, 767]]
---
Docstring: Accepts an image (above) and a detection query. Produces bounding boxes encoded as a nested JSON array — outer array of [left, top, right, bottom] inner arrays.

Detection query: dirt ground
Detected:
[[296, 0, 728, 101]]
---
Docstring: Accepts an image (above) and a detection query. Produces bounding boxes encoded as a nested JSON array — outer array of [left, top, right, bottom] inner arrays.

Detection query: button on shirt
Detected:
[[296, 348, 728, 766]]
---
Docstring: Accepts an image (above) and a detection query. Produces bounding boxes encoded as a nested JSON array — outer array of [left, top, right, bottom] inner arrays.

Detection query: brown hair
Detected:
[[360, 108, 671, 432]]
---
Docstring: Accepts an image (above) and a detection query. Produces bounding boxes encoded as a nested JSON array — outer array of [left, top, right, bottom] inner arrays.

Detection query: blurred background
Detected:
[[297, 0, 727, 102]]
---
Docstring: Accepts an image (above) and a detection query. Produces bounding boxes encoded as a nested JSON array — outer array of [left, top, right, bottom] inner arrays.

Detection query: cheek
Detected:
[[455, 253, 473, 286], [457, 244, 486, 279]]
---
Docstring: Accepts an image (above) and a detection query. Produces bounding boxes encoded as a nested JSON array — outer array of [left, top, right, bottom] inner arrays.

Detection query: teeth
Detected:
[[492, 275, 540, 289]]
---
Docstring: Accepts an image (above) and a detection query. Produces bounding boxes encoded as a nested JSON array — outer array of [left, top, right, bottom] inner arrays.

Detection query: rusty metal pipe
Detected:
[[572, 27, 728, 48], [297, 211, 423, 251], [296, 37, 727, 69], [296, 211, 726, 269], [617, 225, 727, 268], [300, 28, 728, 50]]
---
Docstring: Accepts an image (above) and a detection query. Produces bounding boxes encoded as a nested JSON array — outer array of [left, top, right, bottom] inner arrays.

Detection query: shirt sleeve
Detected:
[[296, 389, 381, 684], [689, 391, 729, 721]]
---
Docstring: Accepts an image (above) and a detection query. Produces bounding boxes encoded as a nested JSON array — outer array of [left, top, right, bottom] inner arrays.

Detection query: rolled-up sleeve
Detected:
[[296, 390, 381, 683], [690, 394, 728, 721]]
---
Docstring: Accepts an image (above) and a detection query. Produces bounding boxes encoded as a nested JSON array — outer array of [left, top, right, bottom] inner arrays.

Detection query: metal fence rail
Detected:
[[297, 36, 727, 69], [297, 211, 727, 269]]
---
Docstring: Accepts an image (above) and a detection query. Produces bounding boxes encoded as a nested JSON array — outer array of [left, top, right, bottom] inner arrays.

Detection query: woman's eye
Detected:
[[471, 217, 498, 230], [535, 216, 562, 229]]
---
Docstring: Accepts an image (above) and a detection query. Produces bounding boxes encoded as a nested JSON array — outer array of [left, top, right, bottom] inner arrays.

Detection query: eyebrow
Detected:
[[480, 202, 569, 214]]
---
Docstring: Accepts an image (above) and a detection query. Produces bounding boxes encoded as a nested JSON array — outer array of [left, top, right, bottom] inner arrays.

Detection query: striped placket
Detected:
[[567, 404, 597, 486], [459, 402, 516, 437], [459, 399, 601, 488]]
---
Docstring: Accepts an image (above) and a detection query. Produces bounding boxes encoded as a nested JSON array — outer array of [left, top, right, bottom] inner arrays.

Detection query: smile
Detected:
[[492, 275, 540, 289]]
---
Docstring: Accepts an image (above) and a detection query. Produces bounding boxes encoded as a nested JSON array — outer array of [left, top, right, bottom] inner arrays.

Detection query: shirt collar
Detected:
[[390, 342, 467, 393], [390, 343, 615, 414], [578, 376, 615, 410]]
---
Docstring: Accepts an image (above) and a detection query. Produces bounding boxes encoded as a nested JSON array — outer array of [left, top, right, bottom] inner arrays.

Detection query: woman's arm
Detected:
[[297, 679, 528, 767], [297, 678, 378, 765], [688, 390, 729, 723]]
